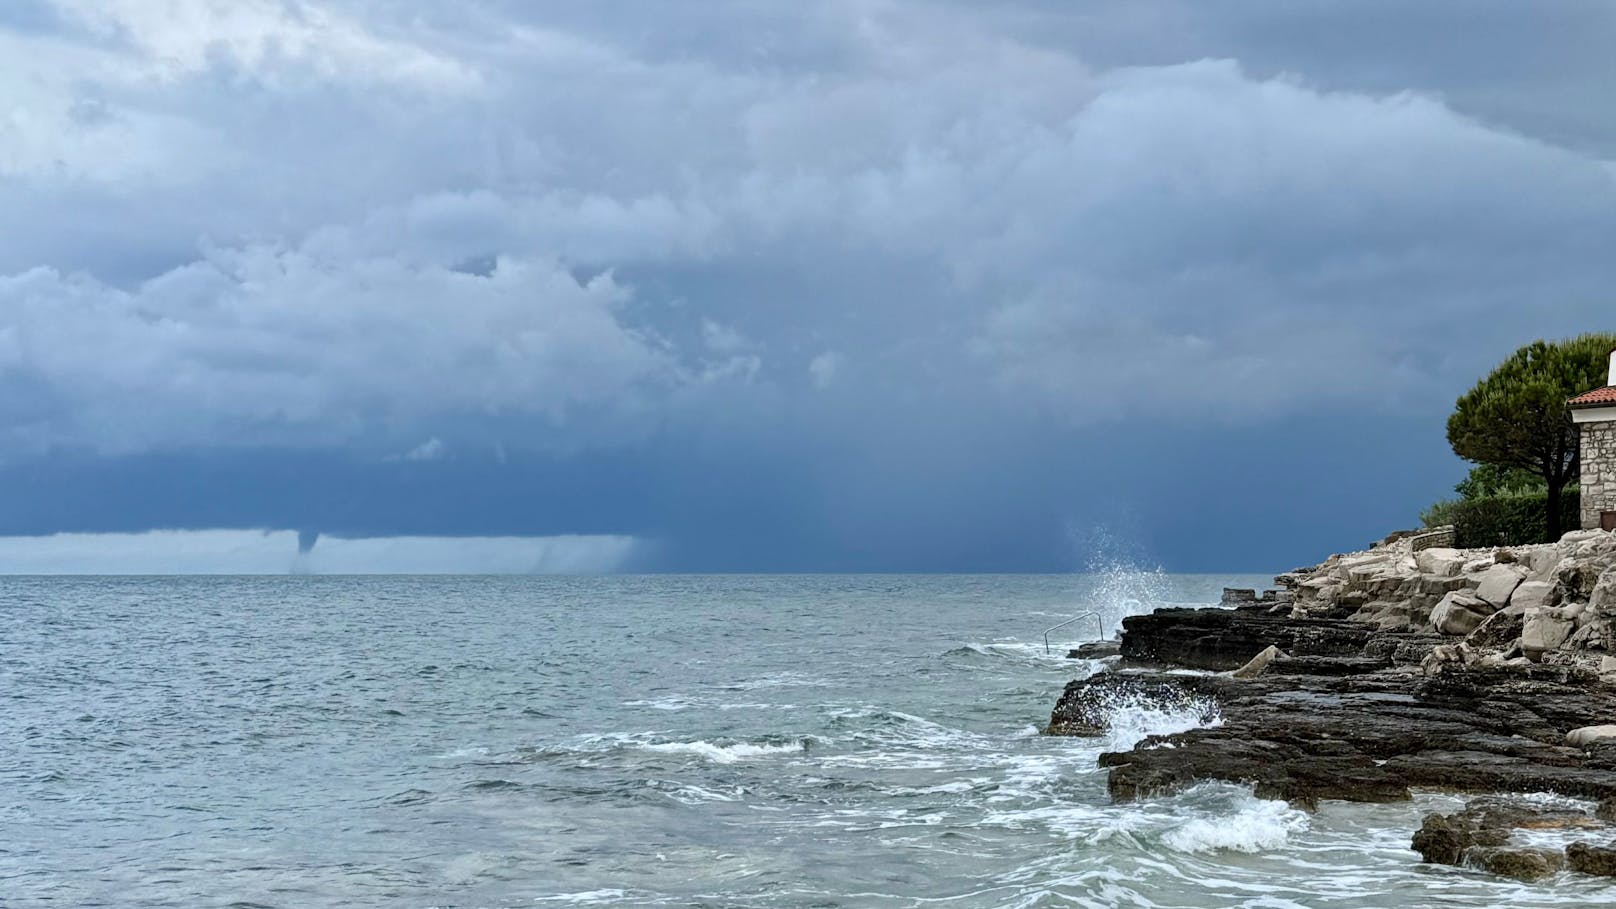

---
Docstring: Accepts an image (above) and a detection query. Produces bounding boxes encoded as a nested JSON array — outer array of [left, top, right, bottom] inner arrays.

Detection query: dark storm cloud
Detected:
[[0, 1, 1611, 569]]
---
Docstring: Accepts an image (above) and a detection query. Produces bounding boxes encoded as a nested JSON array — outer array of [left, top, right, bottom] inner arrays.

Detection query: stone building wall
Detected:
[[1581, 420, 1616, 530]]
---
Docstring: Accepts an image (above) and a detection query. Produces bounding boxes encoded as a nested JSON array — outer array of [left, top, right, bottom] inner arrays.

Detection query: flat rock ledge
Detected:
[[1054, 605, 1616, 808], [1047, 530, 1616, 880]]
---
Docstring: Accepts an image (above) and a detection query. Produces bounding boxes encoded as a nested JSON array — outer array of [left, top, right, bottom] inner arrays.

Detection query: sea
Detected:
[[5, 572, 1615, 908]]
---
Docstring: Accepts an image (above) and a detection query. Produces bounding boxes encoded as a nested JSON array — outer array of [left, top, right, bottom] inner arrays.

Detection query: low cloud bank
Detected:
[[0, 530, 640, 575]]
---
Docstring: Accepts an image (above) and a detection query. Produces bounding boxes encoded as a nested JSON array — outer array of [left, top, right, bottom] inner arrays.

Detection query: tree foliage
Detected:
[[1422, 490, 1580, 548], [1446, 333, 1616, 541], [1452, 463, 1545, 500]]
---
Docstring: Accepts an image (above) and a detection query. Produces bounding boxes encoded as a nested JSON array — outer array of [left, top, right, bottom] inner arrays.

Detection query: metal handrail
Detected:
[[1043, 611, 1106, 655]]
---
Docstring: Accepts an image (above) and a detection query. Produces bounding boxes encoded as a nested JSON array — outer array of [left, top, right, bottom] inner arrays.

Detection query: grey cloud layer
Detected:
[[1, 0, 1613, 456]]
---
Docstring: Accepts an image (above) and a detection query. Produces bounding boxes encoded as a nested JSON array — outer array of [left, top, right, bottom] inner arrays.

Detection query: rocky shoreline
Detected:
[[1049, 529, 1616, 882]]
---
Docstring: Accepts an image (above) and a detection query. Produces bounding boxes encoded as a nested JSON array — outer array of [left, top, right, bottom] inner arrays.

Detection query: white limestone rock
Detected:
[[1231, 644, 1283, 679], [1590, 567, 1616, 613], [1524, 545, 1562, 572], [1508, 581, 1558, 612], [1416, 548, 1466, 578], [1567, 725, 1616, 747], [1474, 564, 1528, 608], [1431, 591, 1496, 636], [1522, 606, 1579, 660]]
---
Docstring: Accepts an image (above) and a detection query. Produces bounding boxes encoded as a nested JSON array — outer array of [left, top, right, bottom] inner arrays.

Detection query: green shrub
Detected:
[[1423, 489, 1581, 548]]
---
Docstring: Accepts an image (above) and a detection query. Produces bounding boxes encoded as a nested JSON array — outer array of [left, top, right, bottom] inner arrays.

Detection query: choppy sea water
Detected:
[[5, 574, 1616, 908]]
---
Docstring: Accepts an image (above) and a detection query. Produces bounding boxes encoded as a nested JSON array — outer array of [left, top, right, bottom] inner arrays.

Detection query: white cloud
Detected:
[[400, 437, 445, 461], [0, 247, 680, 453], [51, 0, 479, 90], [0, 0, 1611, 455], [808, 351, 842, 389]]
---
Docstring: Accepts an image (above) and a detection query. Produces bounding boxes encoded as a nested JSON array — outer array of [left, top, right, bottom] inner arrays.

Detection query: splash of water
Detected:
[[1160, 788, 1310, 854], [1047, 525, 1171, 644]]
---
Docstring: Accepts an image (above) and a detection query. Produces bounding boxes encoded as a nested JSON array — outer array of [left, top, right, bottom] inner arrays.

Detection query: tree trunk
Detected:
[[1546, 475, 1567, 543]]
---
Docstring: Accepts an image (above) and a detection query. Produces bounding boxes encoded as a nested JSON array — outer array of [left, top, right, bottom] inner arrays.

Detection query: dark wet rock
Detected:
[[1414, 798, 1609, 880], [1567, 841, 1616, 877], [1268, 655, 1391, 676], [1599, 798, 1616, 822], [1221, 588, 1258, 606], [1117, 607, 1375, 671], [1362, 630, 1448, 666], [1413, 798, 1600, 864], [1464, 845, 1565, 882], [1045, 674, 1216, 737], [1058, 640, 1616, 806], [1050, 536, 1616, 824], [1413, 812, 1505, 864], [1068, 641, 1121, 660]]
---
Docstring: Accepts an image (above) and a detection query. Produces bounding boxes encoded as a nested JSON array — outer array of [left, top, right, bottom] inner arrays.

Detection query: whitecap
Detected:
[[621, 696, 696, 711], [534, 890, 631, 903], [638, 739, 810, 764], [1160, 795, 1309, 854]]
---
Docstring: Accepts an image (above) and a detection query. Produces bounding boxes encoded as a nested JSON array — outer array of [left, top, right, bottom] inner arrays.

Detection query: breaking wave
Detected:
[[1160, 791, 1310, 854]]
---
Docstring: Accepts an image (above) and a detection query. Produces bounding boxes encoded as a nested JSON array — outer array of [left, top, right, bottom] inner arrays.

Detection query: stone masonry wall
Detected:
[[1581, 420, 1616, 530]]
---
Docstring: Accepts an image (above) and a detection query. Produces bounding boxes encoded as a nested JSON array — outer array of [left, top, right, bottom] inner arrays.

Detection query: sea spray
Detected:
[[1050, 525, 1177, 645], [1101, 687, 1222, 752], [1160, 788, 1310, 854]]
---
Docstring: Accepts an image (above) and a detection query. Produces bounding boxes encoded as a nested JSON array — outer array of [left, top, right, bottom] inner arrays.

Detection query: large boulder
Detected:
[[1416, 548, 1467, 578], [1431, 591, 1495, 636], [1509, 580, 1558, 612], [1523, 605, 1580, 659], [1475, 564, 1528, 608], [1568, 725, 1616, 747], [1525, 546, 1563, 578]]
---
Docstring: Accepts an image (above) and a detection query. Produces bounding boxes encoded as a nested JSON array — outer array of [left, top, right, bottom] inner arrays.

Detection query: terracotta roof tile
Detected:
[[1569, 386, 1616, 407]]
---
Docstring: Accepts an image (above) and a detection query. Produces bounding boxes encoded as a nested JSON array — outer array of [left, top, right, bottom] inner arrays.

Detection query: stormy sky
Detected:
[[2, 0, 1613, 572]]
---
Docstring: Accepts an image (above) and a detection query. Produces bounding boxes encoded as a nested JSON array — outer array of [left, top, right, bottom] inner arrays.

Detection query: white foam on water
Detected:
[[990, 751, 1107, 803], [621, 695, 696, 711], [658, 782, 744, 804], [981, 803, 1124, 839], [723, 672, 833, 690], [638, 739, 809, 764], [1160, 796, 1309, 855], [534, 890, 632, 903], [818, 707, 1017, 770]]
